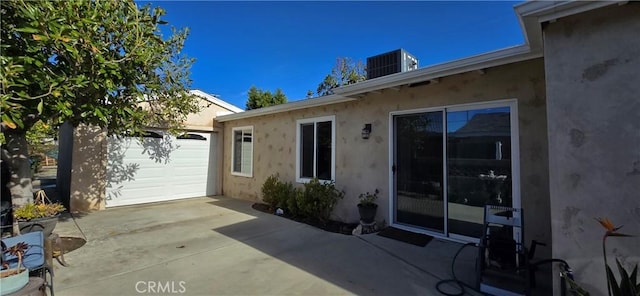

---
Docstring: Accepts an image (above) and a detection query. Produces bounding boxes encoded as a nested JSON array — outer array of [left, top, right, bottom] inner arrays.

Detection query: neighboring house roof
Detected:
[[451, 113, 511, 138], [190, 89, 244, 114], [216, 0, 625, 123]]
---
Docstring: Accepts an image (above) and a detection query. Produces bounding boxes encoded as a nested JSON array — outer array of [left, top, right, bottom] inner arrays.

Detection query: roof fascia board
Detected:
[[334, 1, 623, 98], [515, 1, 622, 24], [334, 45, 540, 97], [216, 94, 356, 122], [190, 89, 244, 113]]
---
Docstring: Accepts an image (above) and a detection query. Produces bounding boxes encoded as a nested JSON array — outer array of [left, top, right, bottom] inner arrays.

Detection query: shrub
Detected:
[[261, 174, 282, 209], [296, 178, 344, 224], [261, 174, 297, 213], [286, 187, 303, 217]]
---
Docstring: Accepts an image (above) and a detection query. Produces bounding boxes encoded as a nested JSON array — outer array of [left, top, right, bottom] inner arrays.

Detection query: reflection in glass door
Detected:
[[394, 112, 444, 232], [391, 102, 517, 240], [446, 106, 513, 238]]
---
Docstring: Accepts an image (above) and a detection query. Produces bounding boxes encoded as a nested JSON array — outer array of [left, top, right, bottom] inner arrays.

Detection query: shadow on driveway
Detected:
[[53, 196, 484, 295]]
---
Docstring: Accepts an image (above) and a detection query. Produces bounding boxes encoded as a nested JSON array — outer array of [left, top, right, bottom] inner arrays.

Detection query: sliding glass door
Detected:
[[446, 106, 513, 239], [391, 101, 518, 240], [394, 112, 445, 232]]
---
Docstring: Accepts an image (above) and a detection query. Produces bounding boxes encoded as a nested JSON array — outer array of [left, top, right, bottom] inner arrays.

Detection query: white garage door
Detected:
[[106, 131, 216, 207]]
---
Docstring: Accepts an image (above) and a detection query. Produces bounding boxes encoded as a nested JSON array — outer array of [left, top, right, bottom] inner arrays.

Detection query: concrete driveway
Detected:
[[53, 196, 479, 296]]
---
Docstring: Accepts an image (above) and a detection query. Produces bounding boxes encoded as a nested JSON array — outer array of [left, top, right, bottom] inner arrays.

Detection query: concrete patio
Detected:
[[52, 196, 484, 295]]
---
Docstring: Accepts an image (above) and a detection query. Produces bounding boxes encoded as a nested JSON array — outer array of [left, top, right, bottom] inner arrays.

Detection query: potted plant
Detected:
[[13, 190, 65, 237], [0, 241, 29, 294], [358, 189, 379, 224]]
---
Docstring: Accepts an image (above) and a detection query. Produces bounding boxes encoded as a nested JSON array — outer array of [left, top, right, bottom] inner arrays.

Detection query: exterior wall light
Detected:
[[361, 124, 372, 139]]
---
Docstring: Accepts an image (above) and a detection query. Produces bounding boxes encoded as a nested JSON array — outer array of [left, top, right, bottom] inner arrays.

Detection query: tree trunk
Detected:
[[3, 129, 34, 206]]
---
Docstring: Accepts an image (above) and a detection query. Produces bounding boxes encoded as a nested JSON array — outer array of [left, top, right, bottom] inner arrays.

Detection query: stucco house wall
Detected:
[[69, 124, 107, 212], [222, 58, 551, 252], [543, 3, 640, 294]]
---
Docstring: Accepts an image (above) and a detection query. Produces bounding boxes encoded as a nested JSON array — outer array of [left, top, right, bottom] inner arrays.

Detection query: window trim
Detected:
[[295, 115, 336, 183], [231, 126, 254, 178]]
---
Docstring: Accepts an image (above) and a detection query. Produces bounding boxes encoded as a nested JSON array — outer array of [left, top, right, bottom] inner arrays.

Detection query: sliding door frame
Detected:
[[388, 99, 520, 243]]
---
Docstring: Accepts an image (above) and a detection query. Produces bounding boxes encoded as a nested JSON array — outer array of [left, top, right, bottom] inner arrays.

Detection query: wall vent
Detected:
[[366, 49, 418, 80]]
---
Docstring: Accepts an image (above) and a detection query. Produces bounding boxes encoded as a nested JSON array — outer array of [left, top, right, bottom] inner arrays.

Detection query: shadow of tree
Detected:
[[106, 132, 178, 201], [140, 133, 178, 164], [106, 137, 140, 201]]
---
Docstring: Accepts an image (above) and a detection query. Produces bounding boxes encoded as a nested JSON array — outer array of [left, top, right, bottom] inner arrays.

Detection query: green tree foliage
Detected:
[[316, 57, 366, 97], [0, 0, 199, 204], [245, 86, 287, 110]]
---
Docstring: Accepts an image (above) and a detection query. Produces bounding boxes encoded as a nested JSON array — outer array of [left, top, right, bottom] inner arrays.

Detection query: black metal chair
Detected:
[[0, 206, 11, 237], [476, 205, 530, 296]]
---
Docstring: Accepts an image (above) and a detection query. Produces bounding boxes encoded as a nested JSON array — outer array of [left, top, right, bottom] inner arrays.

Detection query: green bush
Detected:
[[286, 187, 303, 217], [261, 175, 345, 223], [262, 174, 298, 213], [261, 174, 281, 208], [295, 178, 344, 224]]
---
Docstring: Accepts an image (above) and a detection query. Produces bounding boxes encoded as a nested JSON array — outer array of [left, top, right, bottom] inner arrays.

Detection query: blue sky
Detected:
[[145, 1, 523, 109]]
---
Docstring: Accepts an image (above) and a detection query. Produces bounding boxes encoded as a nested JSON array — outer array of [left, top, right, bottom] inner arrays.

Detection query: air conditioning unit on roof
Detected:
[[366, 49, 419, 80]]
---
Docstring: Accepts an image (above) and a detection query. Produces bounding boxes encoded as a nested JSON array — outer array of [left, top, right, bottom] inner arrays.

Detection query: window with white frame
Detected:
[[296, 116, 335, 182], [232, 126, 253, 177]]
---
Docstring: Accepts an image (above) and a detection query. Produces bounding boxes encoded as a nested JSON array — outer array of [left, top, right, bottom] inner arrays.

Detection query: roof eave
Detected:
[[333, 45, 541, 97], [216, 94, 356, 122], [189, 89, 244, 113], [514, 1, 625, 24]]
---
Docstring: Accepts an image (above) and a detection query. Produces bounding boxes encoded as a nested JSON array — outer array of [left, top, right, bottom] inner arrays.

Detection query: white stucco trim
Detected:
[[190, 89, 244, 113], [295, 115, 336, 183]]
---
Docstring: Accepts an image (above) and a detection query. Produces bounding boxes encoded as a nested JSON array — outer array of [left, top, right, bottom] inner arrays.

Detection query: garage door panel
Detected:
[[172, 167, 207, 176], [106, 132, 214, 207]]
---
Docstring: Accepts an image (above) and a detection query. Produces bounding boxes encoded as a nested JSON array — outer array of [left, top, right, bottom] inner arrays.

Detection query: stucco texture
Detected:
[[69, 124, 107, 212], [183, 99, 235, 132], [222, 58, 551, 252], [544, 3, 640, 295]]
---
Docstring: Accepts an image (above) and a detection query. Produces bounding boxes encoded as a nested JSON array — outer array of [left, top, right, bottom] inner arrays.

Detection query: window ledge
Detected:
[[296, 177, 334, 184], [232, 172, 253, 178]]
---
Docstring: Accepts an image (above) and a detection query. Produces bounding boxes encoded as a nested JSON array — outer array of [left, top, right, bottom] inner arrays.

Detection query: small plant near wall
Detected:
[[358, 189, 379, 207], [357, 189, 379, 224]]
